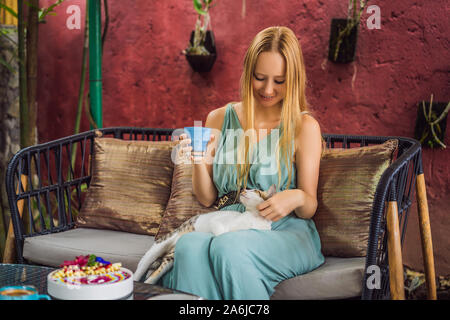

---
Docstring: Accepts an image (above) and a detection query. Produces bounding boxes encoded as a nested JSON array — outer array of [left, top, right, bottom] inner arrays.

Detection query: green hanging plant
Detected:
[[183, 0, 215, 56], [183, 0, 218, 72], [414, 94, 450, 149], [329, 0, 369, 63]]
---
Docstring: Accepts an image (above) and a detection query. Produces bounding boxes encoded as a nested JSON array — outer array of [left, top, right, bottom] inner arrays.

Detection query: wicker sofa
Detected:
[[5, 127, 423, 300]]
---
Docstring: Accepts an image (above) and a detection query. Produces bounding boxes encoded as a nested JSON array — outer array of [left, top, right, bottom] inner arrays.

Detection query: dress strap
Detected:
[[225, 103, 242, 130], [219, 103, 234, 133]]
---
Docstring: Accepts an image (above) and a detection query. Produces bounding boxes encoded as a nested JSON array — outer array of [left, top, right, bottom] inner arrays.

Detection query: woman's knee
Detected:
[[209, 231, 253, 263], [175, 232, 213, 260]]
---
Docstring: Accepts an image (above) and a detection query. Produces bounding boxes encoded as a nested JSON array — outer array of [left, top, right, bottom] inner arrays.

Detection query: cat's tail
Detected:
[[134, 233, 178, 281], [134, 216, 198, 281], [144, 249, 175, 284]]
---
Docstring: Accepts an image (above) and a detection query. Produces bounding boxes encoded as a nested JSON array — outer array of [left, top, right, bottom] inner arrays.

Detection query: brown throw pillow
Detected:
[[313, 139, 398, 257], [155, 153, 216, 240], [76, 137, 178, 236]]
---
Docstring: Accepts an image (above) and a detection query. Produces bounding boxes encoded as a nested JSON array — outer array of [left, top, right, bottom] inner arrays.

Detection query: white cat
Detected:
[[133, 185, 276, 284]]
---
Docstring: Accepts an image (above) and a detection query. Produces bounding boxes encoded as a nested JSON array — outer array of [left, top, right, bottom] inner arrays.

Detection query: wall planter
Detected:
[[328, 18, 358, 63], [414, 99, 450, 149], [184, 0, 216, 73], [185, 30, 216, 72]]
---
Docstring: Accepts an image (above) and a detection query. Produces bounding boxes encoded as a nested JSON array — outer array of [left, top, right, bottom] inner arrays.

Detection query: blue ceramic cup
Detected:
[[0, 285, 51, 300], [184, 127, 212, 155]]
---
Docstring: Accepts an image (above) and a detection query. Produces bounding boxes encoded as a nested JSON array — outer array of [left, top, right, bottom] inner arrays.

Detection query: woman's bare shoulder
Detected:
[[205, 102, 238, 130], [295, 112, 321, 136], [294, 112, 322, 150]]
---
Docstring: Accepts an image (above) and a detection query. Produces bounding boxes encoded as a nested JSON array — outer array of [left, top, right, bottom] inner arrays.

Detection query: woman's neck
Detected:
[[253, 102, 282, 128]]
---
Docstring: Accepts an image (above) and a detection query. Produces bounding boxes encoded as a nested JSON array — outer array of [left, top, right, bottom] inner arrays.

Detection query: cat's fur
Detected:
[[133, 185, 276, 284]]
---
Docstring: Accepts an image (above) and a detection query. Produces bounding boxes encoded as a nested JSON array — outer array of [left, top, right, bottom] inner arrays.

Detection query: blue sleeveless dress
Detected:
[[159, 103, 324, 299]]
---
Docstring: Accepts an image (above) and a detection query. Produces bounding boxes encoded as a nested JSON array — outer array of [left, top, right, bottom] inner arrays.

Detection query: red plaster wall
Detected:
[[36, 1, 449, 275]]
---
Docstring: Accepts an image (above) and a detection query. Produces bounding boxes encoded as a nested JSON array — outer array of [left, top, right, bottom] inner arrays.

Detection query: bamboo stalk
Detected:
[[25, 0, 39, 148], [18, 0, 28, 149], [386, 200, 405, 300], [70, 0, 90, 174], [89, 0, 103, 129], [415, 173, 437, 300]]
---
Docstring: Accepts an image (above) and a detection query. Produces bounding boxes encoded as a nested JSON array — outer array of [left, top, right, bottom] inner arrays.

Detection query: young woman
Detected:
[[159, 26, 324, 300]]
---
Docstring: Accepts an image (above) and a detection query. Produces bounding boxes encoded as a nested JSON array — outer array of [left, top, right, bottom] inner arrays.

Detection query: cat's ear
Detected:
[[267, 184, 277, 197]]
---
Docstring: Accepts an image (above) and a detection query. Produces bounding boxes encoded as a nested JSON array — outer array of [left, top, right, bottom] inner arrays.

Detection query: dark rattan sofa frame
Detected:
[[5, 127, 433, 300]]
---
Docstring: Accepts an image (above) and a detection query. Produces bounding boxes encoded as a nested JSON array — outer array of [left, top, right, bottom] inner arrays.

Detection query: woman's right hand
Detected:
[[178, 133, 215, 164], [178, 133, 193, 163]]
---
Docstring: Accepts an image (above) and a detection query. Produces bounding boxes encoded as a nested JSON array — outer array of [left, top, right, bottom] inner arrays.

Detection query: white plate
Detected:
[[147, 293, 203, 300]]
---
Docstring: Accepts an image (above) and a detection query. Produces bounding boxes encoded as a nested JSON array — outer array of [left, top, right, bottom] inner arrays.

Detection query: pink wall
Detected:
[[37, 1, 449, 275]]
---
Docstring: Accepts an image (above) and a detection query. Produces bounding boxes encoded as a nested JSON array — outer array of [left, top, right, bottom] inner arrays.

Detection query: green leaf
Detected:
[[0, 56, 16, 73], [38, 0, 65, 22], [193, 0, 202, 10], [87, 254, 97, 266], [38, 9, 45, 20], [0, 3, 18, 18], [193, 0, 207, 15]]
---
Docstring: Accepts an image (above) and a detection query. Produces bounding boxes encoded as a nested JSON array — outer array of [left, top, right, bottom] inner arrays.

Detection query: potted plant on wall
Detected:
[[183, 0, 217, 72], [328, 0, 368, 63], [414, 94, 450, 149]]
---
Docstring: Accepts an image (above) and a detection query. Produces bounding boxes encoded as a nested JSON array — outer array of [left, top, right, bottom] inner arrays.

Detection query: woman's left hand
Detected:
[[256, 189, 302, 222]]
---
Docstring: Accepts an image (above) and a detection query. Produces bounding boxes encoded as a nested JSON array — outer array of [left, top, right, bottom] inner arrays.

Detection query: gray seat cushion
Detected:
[[271, 257, 366, 300], [23, 228, 154, 272], [24, 228, 365, 299]]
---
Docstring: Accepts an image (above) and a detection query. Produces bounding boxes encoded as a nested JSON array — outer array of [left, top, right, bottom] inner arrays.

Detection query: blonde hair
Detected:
[[235, 26, 309, 194]]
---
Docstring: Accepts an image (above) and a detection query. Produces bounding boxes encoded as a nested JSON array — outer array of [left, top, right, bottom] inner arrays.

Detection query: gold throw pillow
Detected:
[[76, 137, 178, 236], [155, 153, 216, 240], [313, 139, 398, 257]]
